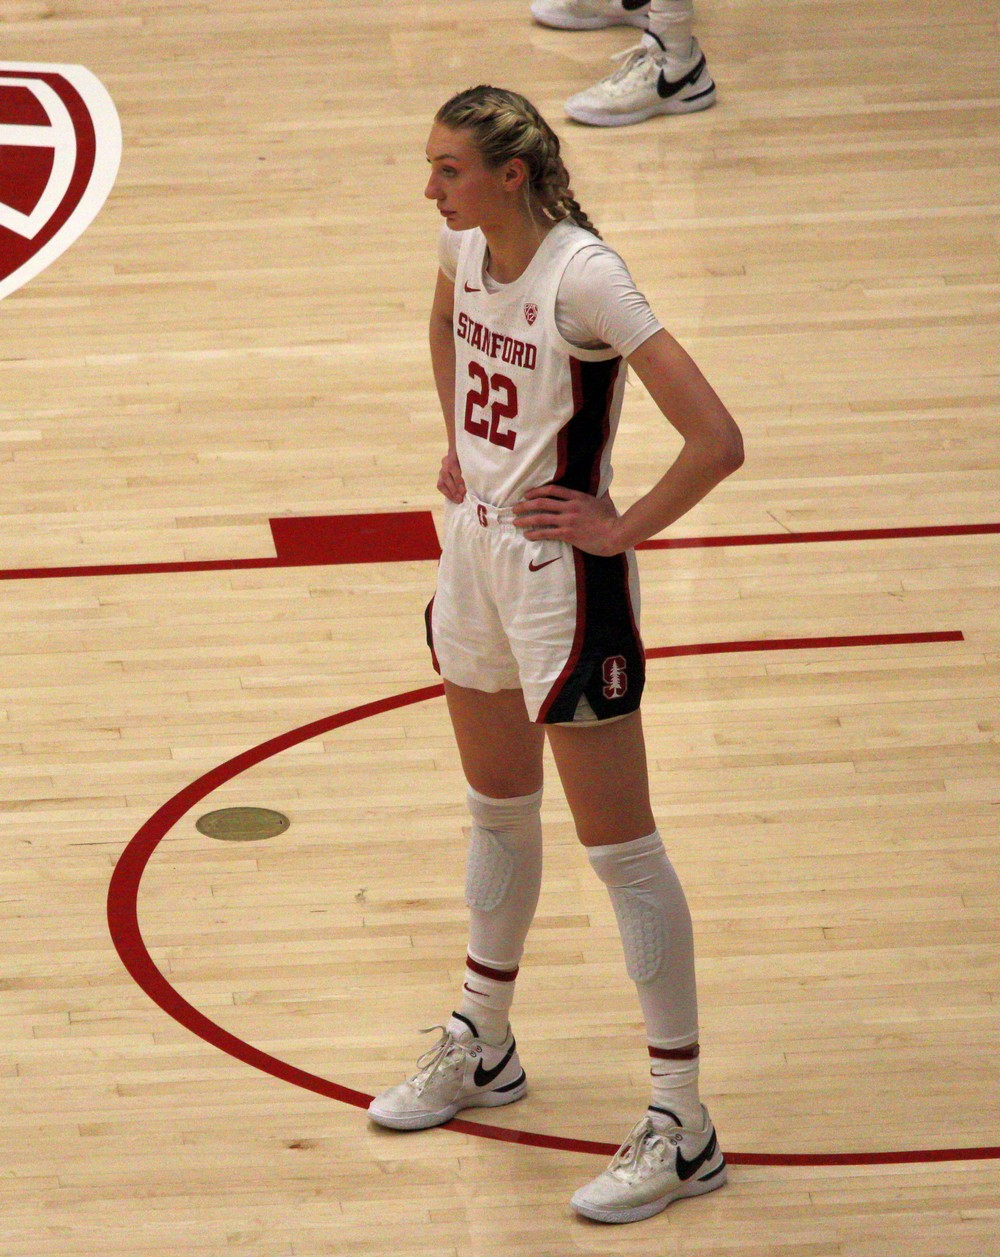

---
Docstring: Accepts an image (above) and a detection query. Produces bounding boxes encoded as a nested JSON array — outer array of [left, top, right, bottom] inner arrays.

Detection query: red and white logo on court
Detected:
[[602, 655, 628, 700], [0, 63, 121, 301], [523, 301, 538, 325]]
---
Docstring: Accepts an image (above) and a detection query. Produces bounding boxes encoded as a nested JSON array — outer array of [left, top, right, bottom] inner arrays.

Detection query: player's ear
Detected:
[[501, 157, 529, 194]]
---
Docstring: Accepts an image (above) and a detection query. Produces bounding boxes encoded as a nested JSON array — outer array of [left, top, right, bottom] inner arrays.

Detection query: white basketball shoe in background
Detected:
[[530, 0, 651, 30], [565, 36, 715, 126]]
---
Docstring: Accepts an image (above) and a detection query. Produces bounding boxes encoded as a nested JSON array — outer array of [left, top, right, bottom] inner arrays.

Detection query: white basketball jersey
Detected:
[[452, 220, 627, 508]]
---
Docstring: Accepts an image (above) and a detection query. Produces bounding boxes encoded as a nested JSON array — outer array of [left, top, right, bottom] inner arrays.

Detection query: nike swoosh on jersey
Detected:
[[676, 1128, 719, 1181], [656, 55, 707, 99], [464, 281, 481, 292], [473, 1040, 517, 1088], [528, 557, 560, 572]]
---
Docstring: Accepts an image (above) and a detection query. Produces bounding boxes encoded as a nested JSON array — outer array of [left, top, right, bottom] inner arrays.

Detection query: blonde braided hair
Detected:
[[435, 85, 601, 238]]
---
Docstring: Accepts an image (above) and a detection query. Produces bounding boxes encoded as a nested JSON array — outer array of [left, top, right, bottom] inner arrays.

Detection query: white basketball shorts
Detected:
[[425, 493, 645, 724]]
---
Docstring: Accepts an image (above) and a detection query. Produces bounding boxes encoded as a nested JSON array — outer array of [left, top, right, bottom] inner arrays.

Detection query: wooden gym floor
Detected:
[[1, 2, 997, 1254]]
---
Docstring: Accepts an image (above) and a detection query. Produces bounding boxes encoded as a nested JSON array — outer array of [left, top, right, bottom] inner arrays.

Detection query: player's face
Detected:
[[424, 123, 513, 232]]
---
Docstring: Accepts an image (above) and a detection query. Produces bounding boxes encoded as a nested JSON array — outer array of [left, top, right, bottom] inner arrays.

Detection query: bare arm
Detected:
[[429, 269, 466, 503], [513, 328, 743, 553]]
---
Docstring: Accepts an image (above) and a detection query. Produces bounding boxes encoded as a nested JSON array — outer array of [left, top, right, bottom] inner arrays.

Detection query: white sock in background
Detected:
[[645, 0, 695, 57]]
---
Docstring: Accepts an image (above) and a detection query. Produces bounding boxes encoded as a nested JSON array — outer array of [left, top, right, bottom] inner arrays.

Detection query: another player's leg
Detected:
[[530, 1, 650, 32], [563, 0, 715, 127], [368, 684, 543, 1130], [547, 713, 726, 1222]]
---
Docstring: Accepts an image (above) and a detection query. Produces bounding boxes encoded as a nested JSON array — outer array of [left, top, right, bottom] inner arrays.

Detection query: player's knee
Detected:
[[464, 786, 543, 913]]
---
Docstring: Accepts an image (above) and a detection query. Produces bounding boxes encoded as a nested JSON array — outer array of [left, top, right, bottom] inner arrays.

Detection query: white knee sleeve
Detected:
[[587, 830, 698, 1046], [466, 813, 516, 912], [603, 882, 665, 984], [464, 786, 543, 970]]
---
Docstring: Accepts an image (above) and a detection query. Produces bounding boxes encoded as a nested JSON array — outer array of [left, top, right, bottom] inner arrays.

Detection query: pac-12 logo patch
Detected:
[[602, 655, 628, 700], [523, 301, 538, 325], [0, 63, 121, 301]]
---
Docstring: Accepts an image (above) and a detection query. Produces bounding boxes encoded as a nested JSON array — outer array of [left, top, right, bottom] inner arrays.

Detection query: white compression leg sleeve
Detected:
[[586, 830, 698, 1050], [464, 786, 544, 968], [459, 786, 543, 1043]]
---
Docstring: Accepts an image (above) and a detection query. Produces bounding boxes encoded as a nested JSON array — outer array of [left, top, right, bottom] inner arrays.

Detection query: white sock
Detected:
[[458, 954, 517, 1045], [649, 1052, 702, 1129], [644, 0, 694, 57], [458, 786, 543, 1045]]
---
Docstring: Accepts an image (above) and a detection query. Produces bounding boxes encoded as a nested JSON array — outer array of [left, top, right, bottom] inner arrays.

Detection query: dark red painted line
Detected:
[[638, 522, 1000, 550], [2, 517, 996, 581], [107, 639, 997, 1168], [647, 630, 964, 660], [0, 556, 285, 581], [0, 511, 442, 581]]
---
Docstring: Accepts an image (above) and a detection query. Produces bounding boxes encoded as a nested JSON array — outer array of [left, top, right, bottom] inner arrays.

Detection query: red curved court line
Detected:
[[107, 643, 998, 1168]]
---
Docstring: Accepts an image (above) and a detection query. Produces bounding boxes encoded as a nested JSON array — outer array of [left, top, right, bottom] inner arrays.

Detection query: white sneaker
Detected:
[[530, 0, 650, 30], [571, 1105, 727, 1224], [565, 38, 715, 126], [367, 1013, 527, 1131]]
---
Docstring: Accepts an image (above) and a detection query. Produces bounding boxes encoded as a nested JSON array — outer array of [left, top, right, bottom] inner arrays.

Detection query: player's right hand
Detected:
[[437, 449, 466, 503]]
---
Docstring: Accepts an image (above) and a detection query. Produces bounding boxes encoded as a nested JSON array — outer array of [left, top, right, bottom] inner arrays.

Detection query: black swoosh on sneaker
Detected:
[[675, 1127, 719, 1181], [473, 1040, 517, 1088], [657, 55, 707, 100], [622, 0, 649, 9], [492, 1069, 526, 1094]]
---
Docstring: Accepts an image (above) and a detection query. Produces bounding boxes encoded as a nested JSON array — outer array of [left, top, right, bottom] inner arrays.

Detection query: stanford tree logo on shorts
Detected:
[[0, 63, 121, 301], [602, 655, 628, 700]]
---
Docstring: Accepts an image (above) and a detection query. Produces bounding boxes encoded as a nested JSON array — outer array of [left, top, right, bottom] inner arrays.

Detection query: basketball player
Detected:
[[530, 0, 715, 127], [367, 85, 743, 1225]]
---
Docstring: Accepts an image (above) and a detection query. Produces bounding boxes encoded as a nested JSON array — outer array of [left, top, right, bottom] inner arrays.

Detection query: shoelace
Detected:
[[409, 1025, 478, 1095], [609, 1116, 684, 1182], [604, 43, 656, 83]]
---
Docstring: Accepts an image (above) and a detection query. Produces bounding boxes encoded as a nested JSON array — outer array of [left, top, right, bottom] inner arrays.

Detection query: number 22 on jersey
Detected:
[[463, 361, 519, 450]]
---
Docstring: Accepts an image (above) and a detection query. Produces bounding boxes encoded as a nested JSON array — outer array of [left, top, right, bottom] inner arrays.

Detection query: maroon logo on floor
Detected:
[[602, 655, 627, 699], [0, 63, 121, 300]]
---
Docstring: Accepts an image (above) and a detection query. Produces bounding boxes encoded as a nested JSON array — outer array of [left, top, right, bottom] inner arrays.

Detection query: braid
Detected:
[[535, 150, 601, 237], [435, 85, 601, 238]]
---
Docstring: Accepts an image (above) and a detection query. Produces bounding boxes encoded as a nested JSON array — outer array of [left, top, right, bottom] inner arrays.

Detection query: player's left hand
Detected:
[[512, 485, 625, 556]]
